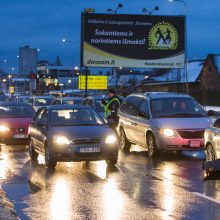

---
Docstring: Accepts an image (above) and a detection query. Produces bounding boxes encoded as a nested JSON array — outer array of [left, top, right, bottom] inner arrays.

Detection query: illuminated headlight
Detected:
[[0, 125, 10, 132], [160, 129, 175, 137], [105, 135, 117, 144], [54, 136, 70, 145]]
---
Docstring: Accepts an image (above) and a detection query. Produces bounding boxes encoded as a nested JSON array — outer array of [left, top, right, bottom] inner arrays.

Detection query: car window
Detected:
[[50, 108, 104, 126], [34, 108, 45, 121], [0, 106, 35, 118], [150, 97, 207, 118], [213, 118, 220, 128], [138, 99, 149, 117], [41, 109, 48, 120], [120, 96, 142, 116], [34, 98, 53, 106]]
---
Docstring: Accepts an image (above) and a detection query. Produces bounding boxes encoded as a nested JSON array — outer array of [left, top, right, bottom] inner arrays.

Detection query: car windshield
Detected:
[[63, 99, 82, 105], [51, 108, 104, 126], [150, 97, 207, 118], [0, 106, 35, 118], [35, 98, 53, 106]]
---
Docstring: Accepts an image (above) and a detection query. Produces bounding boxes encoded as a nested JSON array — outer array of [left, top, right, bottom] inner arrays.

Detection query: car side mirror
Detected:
[[207, 110, 215, 116], [137, 111, 149, 119]]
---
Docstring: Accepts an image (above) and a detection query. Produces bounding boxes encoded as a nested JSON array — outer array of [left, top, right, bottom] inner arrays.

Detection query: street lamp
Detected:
[[142, 6, 159, 15], [169, 0, 188, 93], [107, 3, 123, 14], [62, 38, 74, 44]]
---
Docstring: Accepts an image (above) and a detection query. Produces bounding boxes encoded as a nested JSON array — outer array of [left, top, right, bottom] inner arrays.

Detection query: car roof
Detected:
[[57, 97, 83, 100], [47, 104, 92, 110], [85, 95, 107, 100], [32, 96, 53, 99], [0, 101, 32, 106], [128, 92, 191, 99]]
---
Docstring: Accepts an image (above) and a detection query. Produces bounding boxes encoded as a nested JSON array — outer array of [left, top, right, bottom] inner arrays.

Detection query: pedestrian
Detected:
[[102, 89, 121, 131]]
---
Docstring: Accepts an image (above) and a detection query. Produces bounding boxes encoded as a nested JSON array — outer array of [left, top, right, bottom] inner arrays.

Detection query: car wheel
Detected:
[[45, 144, 57, 169], [206, 143, 216, 162], [106, 153, 118, 167], [29, 138, 38, 160], [147, 133, 159, 157], [119, 128, 131, 153]]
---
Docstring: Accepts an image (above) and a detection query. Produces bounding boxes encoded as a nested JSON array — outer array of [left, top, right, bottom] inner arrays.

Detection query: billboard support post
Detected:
[[85, 67, 88, 97]]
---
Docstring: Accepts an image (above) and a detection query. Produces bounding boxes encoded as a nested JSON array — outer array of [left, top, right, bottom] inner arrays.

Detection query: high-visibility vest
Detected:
[[104, 98, 120, 118]]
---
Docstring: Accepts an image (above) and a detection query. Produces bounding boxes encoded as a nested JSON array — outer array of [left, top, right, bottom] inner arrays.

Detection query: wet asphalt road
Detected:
[[0, 144, 220, 220]]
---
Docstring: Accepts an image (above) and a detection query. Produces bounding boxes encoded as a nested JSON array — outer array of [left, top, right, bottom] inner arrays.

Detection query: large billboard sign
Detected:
[[81, 13, 185, 69]]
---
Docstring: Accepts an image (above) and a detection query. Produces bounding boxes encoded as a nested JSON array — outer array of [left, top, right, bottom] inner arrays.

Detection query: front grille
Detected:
[[73, 137, 101, 145], [177, 129, 204, 139]]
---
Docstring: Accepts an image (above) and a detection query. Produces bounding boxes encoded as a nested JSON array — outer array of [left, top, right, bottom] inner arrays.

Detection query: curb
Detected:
[[0, 186, 19, 220]]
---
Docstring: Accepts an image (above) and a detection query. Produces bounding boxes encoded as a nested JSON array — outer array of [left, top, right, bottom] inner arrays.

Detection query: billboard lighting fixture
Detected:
[[142, 6, 159, 15], [107, 3, 123, 14]]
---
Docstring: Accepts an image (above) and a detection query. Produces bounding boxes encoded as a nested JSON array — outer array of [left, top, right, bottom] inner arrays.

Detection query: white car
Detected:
[[205, 117, 220, 161]]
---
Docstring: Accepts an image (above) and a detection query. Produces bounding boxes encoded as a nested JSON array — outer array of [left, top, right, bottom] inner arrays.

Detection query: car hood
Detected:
[[49, 125, 114, 139], [0, 118, 33, 129], [153, 117, 212, 129]]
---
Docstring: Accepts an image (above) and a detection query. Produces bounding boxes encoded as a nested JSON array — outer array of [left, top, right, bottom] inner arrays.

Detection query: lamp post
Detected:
[[142, 6, 159, 15], [169, 0, 188, 93]]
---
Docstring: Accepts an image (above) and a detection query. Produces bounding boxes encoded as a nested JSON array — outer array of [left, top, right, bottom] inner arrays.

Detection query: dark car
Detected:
[[28, 105, 118, 168], [0, 102, 35, 144], [51, 97, 83, 105]]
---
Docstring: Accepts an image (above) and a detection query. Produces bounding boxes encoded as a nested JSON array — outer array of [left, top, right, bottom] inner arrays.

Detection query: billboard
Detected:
[[81, 13, 185, 69], [78, 76, 107, 90]]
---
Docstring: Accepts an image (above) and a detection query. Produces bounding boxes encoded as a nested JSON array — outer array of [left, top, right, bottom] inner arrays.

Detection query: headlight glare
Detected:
[[160, 128, 174, 137], [0, 125, 10, 132], [105, 135, 117, 144], [54, 136, 70, 145]]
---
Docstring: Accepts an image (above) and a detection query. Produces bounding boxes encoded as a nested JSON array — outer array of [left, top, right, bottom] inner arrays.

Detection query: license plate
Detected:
[[13, 134, 28, 139], [77, 147, 101, 153], [189, 140, 201, 147]]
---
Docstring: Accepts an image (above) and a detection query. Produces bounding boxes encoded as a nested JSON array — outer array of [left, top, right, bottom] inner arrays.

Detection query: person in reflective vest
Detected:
[[102, 89, 121, 129]]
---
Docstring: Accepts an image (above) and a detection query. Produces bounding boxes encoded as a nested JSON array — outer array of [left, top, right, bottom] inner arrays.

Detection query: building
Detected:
[[19, 46, 38, 74], [136, 54, 220, 105]]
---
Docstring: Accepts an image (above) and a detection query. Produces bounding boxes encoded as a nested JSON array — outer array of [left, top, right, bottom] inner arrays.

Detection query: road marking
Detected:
[[192, 192, 220, 204]]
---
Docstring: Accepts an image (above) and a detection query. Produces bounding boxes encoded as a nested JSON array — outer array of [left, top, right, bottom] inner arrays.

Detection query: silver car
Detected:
[[118, 92, 212, 157], [204, 117, 220, 161]]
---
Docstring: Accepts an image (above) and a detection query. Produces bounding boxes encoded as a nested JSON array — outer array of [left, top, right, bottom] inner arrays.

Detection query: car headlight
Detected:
[[54, 136, 70, 145], [160, 128, 174, 137], [0, 125, 10, 132], [105, 135, 117, 144]]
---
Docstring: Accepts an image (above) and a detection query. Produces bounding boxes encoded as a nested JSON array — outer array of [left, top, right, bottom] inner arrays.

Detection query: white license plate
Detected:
[[189, 140, 201, 147], [78, 147, 101, 153], [13, 134, 28, 139]]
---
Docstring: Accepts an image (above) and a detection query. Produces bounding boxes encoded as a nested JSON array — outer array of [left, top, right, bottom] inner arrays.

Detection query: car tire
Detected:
[[106, 153, 118, 167], [45, 144, 57, 169], [206, 143, 216, 162], [147, 133, 159, 157], [29, 138, 39, 160], [119, 128, 131, 153]]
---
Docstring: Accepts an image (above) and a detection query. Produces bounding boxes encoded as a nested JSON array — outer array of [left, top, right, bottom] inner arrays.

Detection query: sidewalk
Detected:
[[0, 186, 18, 220]]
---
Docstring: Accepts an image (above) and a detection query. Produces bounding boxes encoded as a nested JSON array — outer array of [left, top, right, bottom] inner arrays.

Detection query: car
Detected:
[[118, 92, 212, 157], [51, 97, 83, 105], [28, 96, 54, 111], [204, 117, 220, 161], [82, 96, 108, 119], [0, 102, 35, 144], [28, 105, 118, 168]]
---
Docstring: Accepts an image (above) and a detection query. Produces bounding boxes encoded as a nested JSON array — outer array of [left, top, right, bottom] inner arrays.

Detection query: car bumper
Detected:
[[0, 133, 29, 144], [50, 143, 118, 162], [156, 136, 205, 151]]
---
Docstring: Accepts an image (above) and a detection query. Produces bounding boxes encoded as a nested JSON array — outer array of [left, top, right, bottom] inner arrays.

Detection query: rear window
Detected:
[[0, 106, 35, 118]]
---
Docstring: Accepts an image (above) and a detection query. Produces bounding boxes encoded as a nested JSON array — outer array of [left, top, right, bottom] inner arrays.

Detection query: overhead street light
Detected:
[[169, 0, 188, 93], [142, 6, 159, 15], [62, 38, 74, 44]]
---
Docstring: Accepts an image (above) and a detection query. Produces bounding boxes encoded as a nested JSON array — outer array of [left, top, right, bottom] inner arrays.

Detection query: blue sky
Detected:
[[0, 0, 220, 72]]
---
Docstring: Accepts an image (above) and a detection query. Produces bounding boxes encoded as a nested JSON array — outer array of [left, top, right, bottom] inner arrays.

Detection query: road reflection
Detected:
[[50, 178, 72, 220], [0, 153, 8, 180]]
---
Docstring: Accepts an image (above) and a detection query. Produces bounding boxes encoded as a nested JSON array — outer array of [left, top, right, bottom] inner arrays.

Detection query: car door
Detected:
[[30, 108, 45, 147], [133, 98, 151, 146], [36, 108, 49, 153]]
